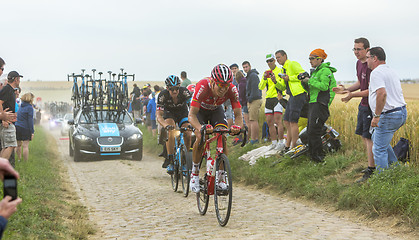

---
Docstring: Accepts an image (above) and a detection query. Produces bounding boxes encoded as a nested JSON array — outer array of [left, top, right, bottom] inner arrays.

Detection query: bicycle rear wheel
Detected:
[[196, 156, 209, 215], [214, 153, 232, 226], [181, 145, 192, 197]]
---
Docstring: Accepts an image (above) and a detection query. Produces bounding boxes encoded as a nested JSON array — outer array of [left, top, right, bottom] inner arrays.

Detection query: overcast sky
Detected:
[[2, 0, 419, 82]]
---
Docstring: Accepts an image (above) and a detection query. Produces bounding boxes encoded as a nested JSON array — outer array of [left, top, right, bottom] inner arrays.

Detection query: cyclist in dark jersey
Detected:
[[156, 75, 192, 174], [188, 64, 244, 192]]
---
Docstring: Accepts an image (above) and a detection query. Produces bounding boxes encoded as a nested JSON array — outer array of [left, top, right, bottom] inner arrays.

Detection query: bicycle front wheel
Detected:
[[214, 153, 233, 226], [171, 148, 179, 192], [181, 145, 192, 197], [196, 157, 209, 215]]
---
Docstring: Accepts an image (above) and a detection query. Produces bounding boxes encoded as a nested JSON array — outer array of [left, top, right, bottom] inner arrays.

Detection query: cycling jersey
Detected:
[[259, 66, 283, 99], [157, 87, 192, 112], [275, 59, 307, 97], [191, 77, 241, 111]]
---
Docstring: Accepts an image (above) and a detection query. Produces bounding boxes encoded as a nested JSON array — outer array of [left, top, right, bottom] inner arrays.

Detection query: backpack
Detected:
[[393, 137, 410, 162]]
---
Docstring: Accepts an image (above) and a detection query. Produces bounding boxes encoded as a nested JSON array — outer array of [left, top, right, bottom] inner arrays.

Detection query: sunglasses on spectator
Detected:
[[309, 56, 321, 60], [0, 68, 4, 71], [168, 86, 179, 91], [266, 59, 275, 63]]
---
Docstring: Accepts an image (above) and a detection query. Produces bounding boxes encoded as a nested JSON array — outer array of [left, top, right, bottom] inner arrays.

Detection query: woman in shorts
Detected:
[[15, 93, 35, 161]]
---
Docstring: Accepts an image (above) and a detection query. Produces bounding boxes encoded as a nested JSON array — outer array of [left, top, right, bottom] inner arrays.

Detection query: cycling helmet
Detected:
[[211, 64, 233, 84], [186, 84, 196, 93], [165, 75, 181, 87]]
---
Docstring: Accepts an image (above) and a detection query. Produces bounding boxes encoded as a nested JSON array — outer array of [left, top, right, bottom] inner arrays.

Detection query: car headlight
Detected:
[[128, 134, 141, 140], [75, 134, 92, 141]]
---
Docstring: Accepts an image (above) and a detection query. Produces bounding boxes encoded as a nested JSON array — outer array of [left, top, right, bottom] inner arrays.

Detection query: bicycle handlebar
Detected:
[[200, 126, 248, 147], [165, 125, 194, 133]]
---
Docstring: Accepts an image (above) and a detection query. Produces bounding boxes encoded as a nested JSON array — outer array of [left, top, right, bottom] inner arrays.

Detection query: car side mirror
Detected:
[[68, 119, 74, 125]]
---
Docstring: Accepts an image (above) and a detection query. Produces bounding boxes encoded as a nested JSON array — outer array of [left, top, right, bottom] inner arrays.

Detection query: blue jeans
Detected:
[[372, 107, 407, 171]]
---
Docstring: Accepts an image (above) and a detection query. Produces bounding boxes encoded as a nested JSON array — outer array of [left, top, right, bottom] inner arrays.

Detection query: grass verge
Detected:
[[2, 126, 96, 239], [140, 124, 419, 230]]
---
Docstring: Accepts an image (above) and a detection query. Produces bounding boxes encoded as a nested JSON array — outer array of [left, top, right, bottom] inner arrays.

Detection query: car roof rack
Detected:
[[67, 68, 135, 123]]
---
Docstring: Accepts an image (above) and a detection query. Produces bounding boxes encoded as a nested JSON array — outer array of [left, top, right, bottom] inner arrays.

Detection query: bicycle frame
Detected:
[[200, 128, 246, 195], [201, 128, 247, 160]]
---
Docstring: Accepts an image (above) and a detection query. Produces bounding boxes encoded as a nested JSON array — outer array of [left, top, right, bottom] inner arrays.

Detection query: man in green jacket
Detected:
[[300, 49, 337, 162], [275, 50, 307, 151]]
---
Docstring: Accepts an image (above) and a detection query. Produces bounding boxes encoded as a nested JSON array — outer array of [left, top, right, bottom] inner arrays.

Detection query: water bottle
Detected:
[[206, 156, 215, 176], [206, 156, 215, 195]]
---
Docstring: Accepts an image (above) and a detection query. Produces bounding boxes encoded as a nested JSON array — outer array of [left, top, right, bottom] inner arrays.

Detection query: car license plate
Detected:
[[100, 146, 121, 152]]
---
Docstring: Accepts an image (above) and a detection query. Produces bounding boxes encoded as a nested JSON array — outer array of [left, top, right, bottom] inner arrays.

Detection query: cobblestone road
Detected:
[[54, 131, 406, 240]]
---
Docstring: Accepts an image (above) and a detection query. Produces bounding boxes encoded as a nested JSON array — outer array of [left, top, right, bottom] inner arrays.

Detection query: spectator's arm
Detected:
[[28, 108, 34, 134], [248, 75, 260, 102], [258, 76, 267, 90], [246, 77, 252, 103], [0, 215, 7, 239], [289, 62, 306, 83], [308, 69, 330, 92]]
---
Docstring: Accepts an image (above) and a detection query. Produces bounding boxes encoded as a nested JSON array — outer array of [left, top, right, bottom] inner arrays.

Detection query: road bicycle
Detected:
[[196, 126, 247, 226], [168, 126, 193, 197], [67, 68, 134, 122], [271, 124, 341, 166]]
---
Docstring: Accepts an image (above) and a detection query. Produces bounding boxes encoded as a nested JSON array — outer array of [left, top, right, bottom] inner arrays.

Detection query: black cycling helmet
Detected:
[[211, 64, 233, 85], [165, 75, 181, 87]]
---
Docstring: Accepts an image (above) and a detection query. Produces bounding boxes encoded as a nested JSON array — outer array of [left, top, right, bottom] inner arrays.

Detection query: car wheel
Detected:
[[69, 139, 74, 156], [74, 143, 83, 162], [132, 139, 143, 161]]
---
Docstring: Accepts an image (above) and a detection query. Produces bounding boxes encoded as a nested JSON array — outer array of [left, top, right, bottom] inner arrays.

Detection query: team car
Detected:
[[61, 113, 73, 136], [68, 109, 143, 161]]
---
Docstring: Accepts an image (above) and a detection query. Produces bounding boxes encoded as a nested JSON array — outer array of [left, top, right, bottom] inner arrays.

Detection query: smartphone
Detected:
[[278, 73, 286, 78], [3, 175, 17, 200]]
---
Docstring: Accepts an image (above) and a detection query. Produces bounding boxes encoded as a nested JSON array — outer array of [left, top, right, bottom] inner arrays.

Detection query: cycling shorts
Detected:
[[163, 107, 189, 128], [196, 106, 228, 129]]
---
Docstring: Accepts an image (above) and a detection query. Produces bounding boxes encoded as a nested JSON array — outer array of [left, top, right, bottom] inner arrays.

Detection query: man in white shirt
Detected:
[[367, 47, 407, 172]]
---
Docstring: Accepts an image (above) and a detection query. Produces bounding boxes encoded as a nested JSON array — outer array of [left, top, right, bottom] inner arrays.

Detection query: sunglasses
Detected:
[[168, 86, 179, 91], [309, 57, 321, 61], [266, 59, 275, 63], [216, 83, 229, 89], [0, 68, 4, 71]]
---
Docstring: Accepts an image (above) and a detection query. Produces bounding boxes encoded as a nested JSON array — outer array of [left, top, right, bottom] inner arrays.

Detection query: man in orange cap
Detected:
[[299, 48, 337, 162]]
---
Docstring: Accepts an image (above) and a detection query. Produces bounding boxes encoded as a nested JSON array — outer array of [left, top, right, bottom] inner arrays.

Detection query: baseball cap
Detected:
[[266, 53, 275, 61], [229, 63, 238, 69], [7, 71, 23, 80]]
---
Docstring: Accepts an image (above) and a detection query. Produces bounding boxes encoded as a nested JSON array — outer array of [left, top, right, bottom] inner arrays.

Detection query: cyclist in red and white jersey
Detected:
[[188, 64, 244, 192]]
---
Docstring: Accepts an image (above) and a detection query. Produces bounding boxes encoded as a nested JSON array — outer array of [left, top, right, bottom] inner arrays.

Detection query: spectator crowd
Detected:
[[134, 37, 407, 186]]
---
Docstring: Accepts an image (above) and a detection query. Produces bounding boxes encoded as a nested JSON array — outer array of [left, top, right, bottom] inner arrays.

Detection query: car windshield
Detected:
[[64, 114, 73, 120], [78, 111, 133, 124]]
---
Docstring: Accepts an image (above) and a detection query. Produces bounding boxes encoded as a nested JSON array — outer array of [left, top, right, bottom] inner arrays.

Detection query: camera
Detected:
[[3, 175, 17, 200], [264, 70, 273, 78], [278, 73, 286, 78], [297, 72, 310, 80]]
